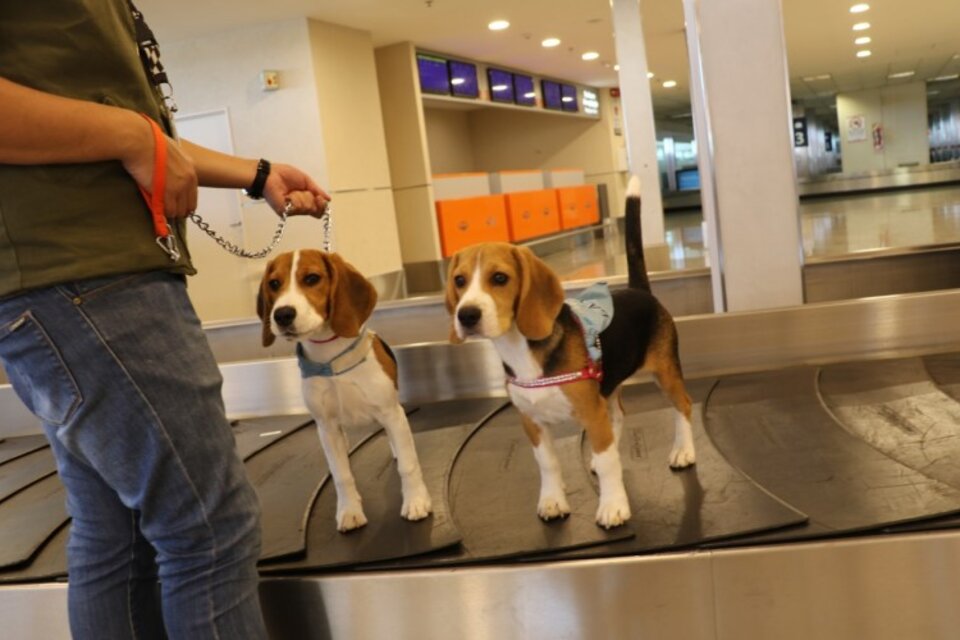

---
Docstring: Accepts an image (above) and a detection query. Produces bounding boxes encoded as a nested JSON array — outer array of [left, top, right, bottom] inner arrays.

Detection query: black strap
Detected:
[[126, 0, 178, 115]]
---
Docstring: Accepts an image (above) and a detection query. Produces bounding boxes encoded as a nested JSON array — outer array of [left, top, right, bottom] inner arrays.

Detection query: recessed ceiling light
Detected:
[[542, 37, 561, 48], [856, 49, 872, 58], [850, 4, 870, 13], [852, 22, 870, 31], [803, 74, 832, 81], [662, 80, 677, 88], [930, 74, 960, 81], [647, 71, 654, 78], [581, 51, 600, 61], [488, 20, 510, 31], [614, 64, 621, 71], [855, 36, 871, 45], [888, 71, 915, 79]]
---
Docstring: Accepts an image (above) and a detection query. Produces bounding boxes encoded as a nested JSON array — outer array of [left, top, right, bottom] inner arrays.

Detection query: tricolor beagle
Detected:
[[445, 177, 695, 529], [257, 250, 432, 532]]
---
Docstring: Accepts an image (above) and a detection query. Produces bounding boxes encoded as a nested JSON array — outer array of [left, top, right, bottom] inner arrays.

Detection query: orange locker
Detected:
[[504, 189, 561, 242], [436, 194, 510, 257], [556, 185, 600, 230]]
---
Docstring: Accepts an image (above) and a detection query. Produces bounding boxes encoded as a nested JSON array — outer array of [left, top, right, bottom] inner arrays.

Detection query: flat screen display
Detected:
[[560, 84, 579, 112], [416, 53, 450, 95], [676, 168, 701, 191], [448, 60, 479, 98], [513, 74, 536, 106], [487, 68, 515, 103], [542, 80, 562, 110]]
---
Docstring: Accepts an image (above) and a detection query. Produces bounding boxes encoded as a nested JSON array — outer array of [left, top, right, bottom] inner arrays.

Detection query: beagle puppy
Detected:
[[445, 177, 695, 529], [257, 250, 432, 532]]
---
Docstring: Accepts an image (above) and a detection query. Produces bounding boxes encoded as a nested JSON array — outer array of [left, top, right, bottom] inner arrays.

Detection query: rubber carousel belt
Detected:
[[704, 365, 960, 545], [556, 378, 806, 560], [0, 434, 48, 466], [260, 399, 507, 574]]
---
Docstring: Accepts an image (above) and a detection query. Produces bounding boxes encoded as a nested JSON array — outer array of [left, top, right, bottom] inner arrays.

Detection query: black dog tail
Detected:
[[625, 175, 651, 293]]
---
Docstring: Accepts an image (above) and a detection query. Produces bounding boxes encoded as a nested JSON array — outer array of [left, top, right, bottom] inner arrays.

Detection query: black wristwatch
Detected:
[[244, 158, 271, 200]]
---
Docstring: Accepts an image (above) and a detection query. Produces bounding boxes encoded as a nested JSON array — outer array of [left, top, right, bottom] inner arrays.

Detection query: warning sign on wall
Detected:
[[846, 114, 867, 142]]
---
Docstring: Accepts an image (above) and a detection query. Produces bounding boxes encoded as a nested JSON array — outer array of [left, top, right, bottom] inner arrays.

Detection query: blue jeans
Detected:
[[0, 271, 266, 639]]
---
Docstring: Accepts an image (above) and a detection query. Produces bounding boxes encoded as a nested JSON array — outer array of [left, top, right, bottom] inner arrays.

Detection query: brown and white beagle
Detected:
[[257, 250, 432, 532], [445, 177, 695, 529]]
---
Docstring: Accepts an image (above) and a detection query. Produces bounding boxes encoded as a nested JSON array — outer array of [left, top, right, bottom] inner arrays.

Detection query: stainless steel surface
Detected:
[[8, 530, 960, 639], [798, 160, 960, 196]]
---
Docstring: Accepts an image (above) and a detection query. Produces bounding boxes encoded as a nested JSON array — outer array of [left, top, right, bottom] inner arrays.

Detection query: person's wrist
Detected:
[[116, 109, 153, 166], [244, 158, 271, 200]]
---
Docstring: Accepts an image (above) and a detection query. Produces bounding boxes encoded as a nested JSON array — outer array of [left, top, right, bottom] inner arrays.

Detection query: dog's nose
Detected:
[[273, 306, 297, 328], [457, 306, 482, 329]]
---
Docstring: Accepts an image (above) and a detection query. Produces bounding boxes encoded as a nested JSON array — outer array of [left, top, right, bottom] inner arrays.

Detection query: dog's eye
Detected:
[[491, 272, 509, 286], [453, 274, 466, 288], [304, 273, 321, 286], [268, 279, 281, 291]]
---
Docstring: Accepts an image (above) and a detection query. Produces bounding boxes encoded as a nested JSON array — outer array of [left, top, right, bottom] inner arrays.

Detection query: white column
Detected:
[[610, 0, 665, 246], [682, 0, 804, 312]]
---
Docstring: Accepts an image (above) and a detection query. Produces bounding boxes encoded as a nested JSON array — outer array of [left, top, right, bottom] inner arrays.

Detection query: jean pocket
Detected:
[[0, 312, 82, 426]]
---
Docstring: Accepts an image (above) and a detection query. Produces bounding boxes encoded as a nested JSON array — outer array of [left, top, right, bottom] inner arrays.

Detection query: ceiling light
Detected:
[[930, 74, 960, 81], [856, 50, 872, 58], [646, 71, 654, 78], [852, 22, 870, 31], [488, 20, 510, 31], [802, 74, 832, 81], [542, 37, 561, 48], [849, 4, 870, 13], [582, 51, 600, 61], [662, 80, 677, 88], [888, 71, 915, 79], [614, 64, 621, 71], [855, 36, 871, 45]]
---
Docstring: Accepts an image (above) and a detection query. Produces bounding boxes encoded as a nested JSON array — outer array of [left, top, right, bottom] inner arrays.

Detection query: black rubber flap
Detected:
[[558, 378, 806, 559], [925, 352, 960, 402], [820, 358, 960, 490], [232, 414, 314, 461], [0, 475, 68, 569], [0, 435, 49, 466], [704, 366, 960, 544], [0, 521, 69, 584], [0, 447, 57, 504]]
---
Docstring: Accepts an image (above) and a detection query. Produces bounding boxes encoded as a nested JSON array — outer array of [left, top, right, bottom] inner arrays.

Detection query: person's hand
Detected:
[[263, 163, 331, 218], [120, 115, 199, 218]]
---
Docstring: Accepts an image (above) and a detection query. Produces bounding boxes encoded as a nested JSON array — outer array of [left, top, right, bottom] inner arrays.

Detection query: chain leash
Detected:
[[187, 201, 332, 259]]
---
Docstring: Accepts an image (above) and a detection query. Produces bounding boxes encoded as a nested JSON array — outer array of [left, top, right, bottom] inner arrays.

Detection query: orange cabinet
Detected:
[[436, 194, 510, 257], [504, 189, 561, 242], [556, 185, 600, 230]]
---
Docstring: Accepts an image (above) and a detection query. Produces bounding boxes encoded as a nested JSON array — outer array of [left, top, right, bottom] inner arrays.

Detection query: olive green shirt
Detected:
[[0, 0, 195, 298]]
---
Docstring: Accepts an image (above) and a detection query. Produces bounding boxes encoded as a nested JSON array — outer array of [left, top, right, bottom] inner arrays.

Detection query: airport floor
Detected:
[[540, 183, 960, 282]]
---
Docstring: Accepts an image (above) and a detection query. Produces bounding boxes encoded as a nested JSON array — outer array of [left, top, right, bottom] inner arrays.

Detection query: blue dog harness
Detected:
[[296, 327, 375, 378], [508, 282, 614, 388]]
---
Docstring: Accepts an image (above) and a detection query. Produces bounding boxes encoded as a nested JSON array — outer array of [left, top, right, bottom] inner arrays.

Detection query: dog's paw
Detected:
[[537, 493, 571, 521], [595, 494, 631, 529], [668, 444, 696, 470], [336, 503, 368, 532], [401, 486, 433, 521]]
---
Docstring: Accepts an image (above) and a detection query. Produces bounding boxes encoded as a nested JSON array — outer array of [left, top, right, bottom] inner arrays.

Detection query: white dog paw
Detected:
[[668, 445, 696, 470], [537, 493, 571, 521], [595, 495, 631, 529], [336, 503, 368, 532], [401, 486, 433, 521]]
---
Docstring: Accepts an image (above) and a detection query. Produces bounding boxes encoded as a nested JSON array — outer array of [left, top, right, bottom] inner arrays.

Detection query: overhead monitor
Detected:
[[541, 80, 562, 110], [676, 167, 701, 191], [448, 60, 479, 98], [513, 74, 536, 106], [560, 84, 579, 112], [416, 53, 450, 95], [487, 68, 515, 103]]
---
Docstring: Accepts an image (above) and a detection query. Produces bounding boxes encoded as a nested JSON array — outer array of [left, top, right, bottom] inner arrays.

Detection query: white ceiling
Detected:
[[140, 0, 960, 116]]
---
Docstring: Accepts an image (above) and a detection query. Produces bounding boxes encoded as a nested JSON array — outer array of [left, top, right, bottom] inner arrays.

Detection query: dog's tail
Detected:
[[625, 175, 651, 292]]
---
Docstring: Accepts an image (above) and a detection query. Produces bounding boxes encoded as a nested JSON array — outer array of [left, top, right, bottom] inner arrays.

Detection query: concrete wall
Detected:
[[837, 82, 929, 173]]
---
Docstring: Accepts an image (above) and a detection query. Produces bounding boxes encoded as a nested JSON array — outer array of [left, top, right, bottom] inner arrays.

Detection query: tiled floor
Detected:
[[540, 184, 960, 283]]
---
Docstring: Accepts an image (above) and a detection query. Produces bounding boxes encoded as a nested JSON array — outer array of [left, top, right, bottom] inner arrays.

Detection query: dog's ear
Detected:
[[444, 252, 465, 344], [256, 261, 276, 348], [323, 252, 378, 337], [513, 245, 564, 340]]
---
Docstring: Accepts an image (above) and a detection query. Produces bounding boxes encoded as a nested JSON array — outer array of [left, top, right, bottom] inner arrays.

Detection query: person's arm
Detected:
[[0, 76, 199, 217], [180, 140, 331, 218]]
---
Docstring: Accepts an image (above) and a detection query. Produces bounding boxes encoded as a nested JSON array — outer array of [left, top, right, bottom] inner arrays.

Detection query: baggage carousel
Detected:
[[2, 289, 960, 639]]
